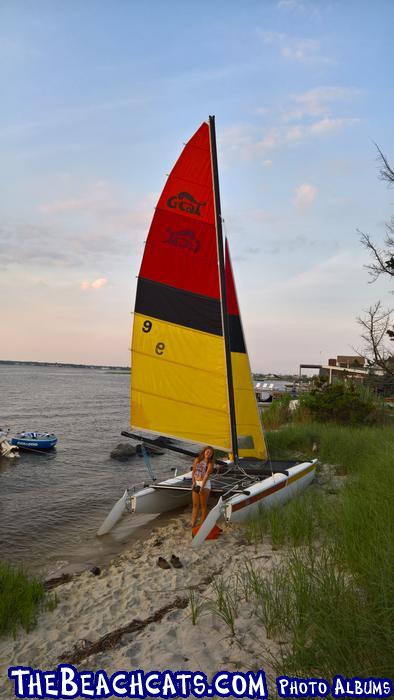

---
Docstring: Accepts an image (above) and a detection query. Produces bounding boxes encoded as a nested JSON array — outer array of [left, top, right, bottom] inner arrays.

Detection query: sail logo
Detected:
[[167, 191, 206, 217], [164, 228, 200, 253]]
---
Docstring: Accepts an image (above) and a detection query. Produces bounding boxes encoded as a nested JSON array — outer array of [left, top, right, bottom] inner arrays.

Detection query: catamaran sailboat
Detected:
[[98, 117, 316, 543]]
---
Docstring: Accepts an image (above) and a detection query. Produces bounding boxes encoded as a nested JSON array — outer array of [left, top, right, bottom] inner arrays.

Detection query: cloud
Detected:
[[91, 277, 107, 289], [253, 107, 269, 117], [284, 117, 360, 143], [81, 278, 108, 290], [220, 85, 360, 164], [220, 114, 358, 165], [1, 97, 149, 140], [1, 183, 156, 271], [219, 82, 361, 167], [259, 31, 287, 45], [281, 39, 322, 63], [286, 125, 304, 142], [269, 249, 367, 299], [261, 233, 321, 256], [38, 181, 122, 216], [277, 0, 330, 18], [284, 87, 361, 121], [292, 183, 317, 212], [257, 30, 333, 65], [278, 0, 303, 9], [309, 117, 360, 135], [219, 124, 278, 165]]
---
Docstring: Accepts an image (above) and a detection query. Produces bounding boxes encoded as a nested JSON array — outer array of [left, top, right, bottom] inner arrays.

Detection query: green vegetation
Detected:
[[300, 381, 383, 424], [256, 423, 393, 676], [187, 588, 206, 626], [0, 562, 53, 637], [262, 394, 293, 430], [189, 418, 393, 678], [263, 380, 391, 430], [244, 488, 325, 549], [209, 576, 239, 636]]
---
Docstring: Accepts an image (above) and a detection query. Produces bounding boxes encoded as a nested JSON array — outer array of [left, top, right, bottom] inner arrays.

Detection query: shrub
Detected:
[[300, 381, 376, 425], [262, 395, 292, 430], [0, 562, 47, 637]]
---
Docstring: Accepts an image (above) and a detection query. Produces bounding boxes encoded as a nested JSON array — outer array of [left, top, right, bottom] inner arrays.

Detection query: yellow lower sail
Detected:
[[131, 313, 232, 450], [231, 352, 267, 460]]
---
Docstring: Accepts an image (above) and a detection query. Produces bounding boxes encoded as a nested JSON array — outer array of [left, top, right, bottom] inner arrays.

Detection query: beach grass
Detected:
[[209, 576, 239, 636], [244, 488, 326, 549], [212, 422, 394, 677], [0, 562, 49, 637], [187, 588, 206, 626]]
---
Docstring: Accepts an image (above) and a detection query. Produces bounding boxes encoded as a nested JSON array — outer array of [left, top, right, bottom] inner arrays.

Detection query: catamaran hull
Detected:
[[129, 462, 316, 519], [225, 461, 316, 523], [130, 472, 193, 514]]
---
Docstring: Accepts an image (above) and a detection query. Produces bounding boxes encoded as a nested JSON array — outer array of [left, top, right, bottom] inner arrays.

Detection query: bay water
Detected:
[[0, 364, 188, 578]]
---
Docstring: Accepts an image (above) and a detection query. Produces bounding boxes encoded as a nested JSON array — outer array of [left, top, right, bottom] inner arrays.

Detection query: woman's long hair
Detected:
[[196, 445, 214, 464]]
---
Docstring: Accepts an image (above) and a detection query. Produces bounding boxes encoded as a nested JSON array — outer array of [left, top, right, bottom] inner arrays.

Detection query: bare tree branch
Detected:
[[357, 302, 394, 376], [357, 146, 394, 374], [374, 143, 394, 186], [359, 230, 394, 281], [359, 145, 394, 281]]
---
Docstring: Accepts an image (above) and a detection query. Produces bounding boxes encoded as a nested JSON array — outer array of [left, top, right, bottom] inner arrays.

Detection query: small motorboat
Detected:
[[11, 432, 58, 450], [0, 427, 20, 459]]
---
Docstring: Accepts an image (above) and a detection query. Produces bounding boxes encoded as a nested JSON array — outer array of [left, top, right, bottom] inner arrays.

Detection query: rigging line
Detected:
[[209, 115, 239, 465], [260, 409, 274, 478], [222, 219, 274, 476], [140, 443, 157, 482]]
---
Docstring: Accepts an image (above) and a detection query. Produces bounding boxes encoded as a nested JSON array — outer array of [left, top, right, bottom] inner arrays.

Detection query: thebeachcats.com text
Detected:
[[7, 666, 393, 699]]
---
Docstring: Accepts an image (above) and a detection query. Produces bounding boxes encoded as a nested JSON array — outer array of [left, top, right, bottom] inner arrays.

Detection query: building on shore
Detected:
[[299, 355, 368, 384]]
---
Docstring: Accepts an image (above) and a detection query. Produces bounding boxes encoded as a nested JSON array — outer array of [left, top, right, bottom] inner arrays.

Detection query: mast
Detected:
[[209, 115, 239, 464]]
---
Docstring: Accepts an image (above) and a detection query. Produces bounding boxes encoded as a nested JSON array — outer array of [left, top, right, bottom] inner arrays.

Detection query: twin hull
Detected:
[[131, 461, 316, 523]]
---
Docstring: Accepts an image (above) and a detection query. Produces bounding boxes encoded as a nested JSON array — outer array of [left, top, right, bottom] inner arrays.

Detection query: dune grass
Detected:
[[0, 562, 51, 637], [206, 422, 394, 677], [244, 487, 330, 549], [266, 421, 393, 471]]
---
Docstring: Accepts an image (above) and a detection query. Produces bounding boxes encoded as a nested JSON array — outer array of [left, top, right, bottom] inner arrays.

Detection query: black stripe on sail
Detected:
[[135, 277, 223, 336], [228, 314, 246, 354]]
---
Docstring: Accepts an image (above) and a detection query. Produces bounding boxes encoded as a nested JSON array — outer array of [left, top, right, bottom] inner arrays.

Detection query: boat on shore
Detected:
[[11, 432, 58, 450], [98, 117, 316, 542], [0, 427, 20, 458]]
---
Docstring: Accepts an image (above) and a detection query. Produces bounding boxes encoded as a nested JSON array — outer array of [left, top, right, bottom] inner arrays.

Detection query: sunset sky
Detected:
[[1, 0, 393, 372]]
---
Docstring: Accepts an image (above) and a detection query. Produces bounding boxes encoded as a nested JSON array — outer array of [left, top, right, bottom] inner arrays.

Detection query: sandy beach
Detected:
[[0, 508, 285, 699]]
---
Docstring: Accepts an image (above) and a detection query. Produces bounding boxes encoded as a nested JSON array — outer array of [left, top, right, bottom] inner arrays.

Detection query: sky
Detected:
[[1, 0, 394, 373]]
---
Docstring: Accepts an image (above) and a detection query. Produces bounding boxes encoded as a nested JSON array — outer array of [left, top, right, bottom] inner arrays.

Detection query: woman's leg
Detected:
[[191, 489, 200, 527], [199, 489, 211, 524]]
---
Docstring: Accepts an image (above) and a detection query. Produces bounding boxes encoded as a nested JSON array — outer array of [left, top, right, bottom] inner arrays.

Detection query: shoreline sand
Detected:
[[1, 465, 345, 699], [1, 509, 282, 698]]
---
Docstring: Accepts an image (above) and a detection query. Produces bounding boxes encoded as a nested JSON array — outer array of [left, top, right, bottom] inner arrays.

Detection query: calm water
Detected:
[[0, 364, 188, 578]]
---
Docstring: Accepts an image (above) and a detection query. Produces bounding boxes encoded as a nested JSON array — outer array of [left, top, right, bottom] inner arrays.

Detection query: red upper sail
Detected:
[[139, 122, 220, 300], [225, 239, 241, 317]]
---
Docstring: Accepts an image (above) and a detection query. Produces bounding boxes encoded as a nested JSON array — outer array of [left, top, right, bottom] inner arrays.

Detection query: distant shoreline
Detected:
[[0, 360, 130, 371], [0, 360, 301, 380]]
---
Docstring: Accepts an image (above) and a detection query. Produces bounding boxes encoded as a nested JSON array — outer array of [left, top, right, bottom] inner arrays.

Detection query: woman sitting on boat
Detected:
[[191, 446, 214, 529]]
